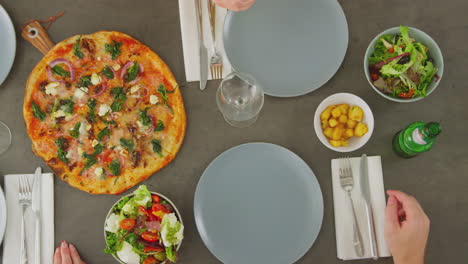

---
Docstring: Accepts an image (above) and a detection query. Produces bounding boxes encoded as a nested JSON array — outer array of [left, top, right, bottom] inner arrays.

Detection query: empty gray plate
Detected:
[[0, 4, 16, 86], [223, 0, 348, 97], [194, 143, 323, 264]]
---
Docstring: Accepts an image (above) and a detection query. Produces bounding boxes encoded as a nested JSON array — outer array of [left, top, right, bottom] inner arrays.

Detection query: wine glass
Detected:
[[216, 72, 264, 128], [0, 121, 12, 155]]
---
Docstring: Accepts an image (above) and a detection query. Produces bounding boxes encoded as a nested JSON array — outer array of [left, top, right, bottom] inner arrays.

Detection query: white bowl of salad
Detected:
[[104, 185, 184, 264], [364, 26, 444, 102]]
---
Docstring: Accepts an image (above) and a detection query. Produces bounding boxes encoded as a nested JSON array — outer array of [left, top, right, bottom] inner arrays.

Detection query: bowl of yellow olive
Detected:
[[314, 93, 374, 152]]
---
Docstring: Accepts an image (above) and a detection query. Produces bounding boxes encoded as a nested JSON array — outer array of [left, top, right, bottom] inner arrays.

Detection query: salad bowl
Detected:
[[364, 26, 444, 103], [104, 185, 183, 264]]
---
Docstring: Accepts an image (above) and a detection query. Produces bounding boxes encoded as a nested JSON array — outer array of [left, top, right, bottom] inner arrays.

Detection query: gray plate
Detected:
[[0, 4, 16, 86], [223, 0, 348, 97], [0, 185, 6, 245], [194, 143, 324, 264]]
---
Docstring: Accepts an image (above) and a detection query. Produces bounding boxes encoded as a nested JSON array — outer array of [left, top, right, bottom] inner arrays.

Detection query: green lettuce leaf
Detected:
[[368, 34, 395, 64], [417, 61, 437, 96], [166, 246, 176, 263], [121, 185, 152, 216], [104, 229, 126, 254], [161, 213, 184, 248], [380, 62, 410, 77]]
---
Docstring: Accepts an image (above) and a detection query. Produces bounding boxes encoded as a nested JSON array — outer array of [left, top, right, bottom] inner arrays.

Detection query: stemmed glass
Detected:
[[0, 120, 12, 155], [216, 72, 264, 128]]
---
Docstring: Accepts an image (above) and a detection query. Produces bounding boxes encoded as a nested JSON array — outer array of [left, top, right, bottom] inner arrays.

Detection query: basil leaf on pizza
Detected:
[[154, 120, 165, 132], [51, 65, 70, 77], [78, 75, 92, 87], [87, 98, 97, 123], [101, 66, 114, 79], [69, 122, 81, 138], [138, 107, 151, 127], [60, 98, 75, 114], [108, 160, 121, 176], [73, 37, 84, 59], [105, 40, 122, 60], [55, 137, 69, 164], [124, 62, 140, 83], [31, 101, 46, 121], [97, 127, 110, 141], [120, 138, 135, 152], [151, 139, 163, 157]]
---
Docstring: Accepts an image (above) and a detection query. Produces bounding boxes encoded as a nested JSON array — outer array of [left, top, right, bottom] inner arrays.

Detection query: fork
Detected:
[[208, 0, 223, 79], [339, 157, 364, 257], [18, 175, 32, 264]]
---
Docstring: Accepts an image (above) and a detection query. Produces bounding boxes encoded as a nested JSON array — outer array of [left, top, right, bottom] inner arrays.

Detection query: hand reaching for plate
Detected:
[[213, 0, 256, 11], [385, 190, 430, 264], [54, 241, 86, 264]]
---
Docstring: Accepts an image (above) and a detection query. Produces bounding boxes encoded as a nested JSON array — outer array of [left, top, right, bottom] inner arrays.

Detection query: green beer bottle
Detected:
[[392, 122, 441, 158]]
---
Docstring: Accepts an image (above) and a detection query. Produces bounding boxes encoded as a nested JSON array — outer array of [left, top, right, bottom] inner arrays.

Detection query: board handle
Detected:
[[21, 12, 64, 55]]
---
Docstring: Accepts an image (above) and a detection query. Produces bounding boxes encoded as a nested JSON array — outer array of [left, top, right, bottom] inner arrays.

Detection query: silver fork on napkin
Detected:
[[18, 174, 33, 264], [339, 157, 364, 257], [207, 0, 223, 79]]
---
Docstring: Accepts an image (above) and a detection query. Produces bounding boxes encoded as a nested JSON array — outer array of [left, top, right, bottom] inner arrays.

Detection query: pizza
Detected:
[[23, 31, 186, 194]]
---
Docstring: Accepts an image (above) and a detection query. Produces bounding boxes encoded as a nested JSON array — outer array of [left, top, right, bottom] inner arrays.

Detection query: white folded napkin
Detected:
[[331, 156, 391, 260], [3, 173, 54, 264], [178, 0, 232, 82]]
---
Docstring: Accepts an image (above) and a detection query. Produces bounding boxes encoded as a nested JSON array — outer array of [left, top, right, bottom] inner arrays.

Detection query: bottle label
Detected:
[[412, 128, 427, 145]]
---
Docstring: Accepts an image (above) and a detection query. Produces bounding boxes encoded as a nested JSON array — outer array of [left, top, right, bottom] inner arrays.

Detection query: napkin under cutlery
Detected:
[[3, 173, 54, 264], [331, 156, 391, 260], [179, 0, 232, 82]]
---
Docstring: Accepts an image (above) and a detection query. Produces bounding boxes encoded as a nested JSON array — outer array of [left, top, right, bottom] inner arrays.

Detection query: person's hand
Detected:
[[385, 190, 430, 264], [213, 0, 256, 11], [53, 241, 86, 264]]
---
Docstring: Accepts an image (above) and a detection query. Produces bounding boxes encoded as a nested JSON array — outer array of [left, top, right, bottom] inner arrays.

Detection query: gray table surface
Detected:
[[1, 0, 467, 263]]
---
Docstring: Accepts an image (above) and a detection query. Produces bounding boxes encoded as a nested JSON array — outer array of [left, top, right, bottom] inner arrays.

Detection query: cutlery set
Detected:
[[18, 167, 42, 264], [195, 0, 224, 90], [339, 155, 378, 258]]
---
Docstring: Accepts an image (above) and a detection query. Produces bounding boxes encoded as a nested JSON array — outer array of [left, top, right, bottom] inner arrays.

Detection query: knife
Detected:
[[32, 167, 42, 264], [195, 0, 208, 90], [360, 154, 378, 260]]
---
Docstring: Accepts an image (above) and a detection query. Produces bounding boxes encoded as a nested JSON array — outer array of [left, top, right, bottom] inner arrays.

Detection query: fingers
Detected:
[[69, 244, 84, 264], [60, 241, 73, 264], [213, 0, 255, 11], [385, 195, 401, 232], [54, 247, 62, 264], [387, 190, 423, 220]]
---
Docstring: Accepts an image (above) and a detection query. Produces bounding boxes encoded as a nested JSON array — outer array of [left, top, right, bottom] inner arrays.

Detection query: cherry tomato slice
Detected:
[[119, 218, 136, 230], [144, 246, 164, 253], [141, 231, 159, 242], [389, 46, 395, 53], [398, 89, 415, 98], [151, 195, 161, 203], [142, 256, 159, 264], [370, 73, 379, 81], [153, 210, 165, 219], [151, 204, 166, 213]]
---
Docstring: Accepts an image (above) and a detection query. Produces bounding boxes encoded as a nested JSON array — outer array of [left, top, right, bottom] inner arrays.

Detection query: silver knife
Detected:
[[195, 0, 208, 90], [360, 154, 378, 259], [32, 167, 42, 264]]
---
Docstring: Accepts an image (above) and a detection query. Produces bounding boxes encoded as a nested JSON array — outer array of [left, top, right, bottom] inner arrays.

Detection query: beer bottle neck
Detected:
[[421, 122, 441, 140]]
